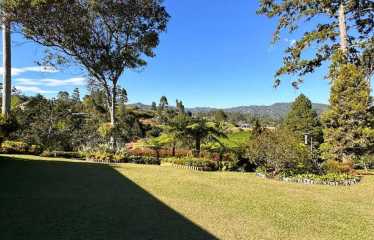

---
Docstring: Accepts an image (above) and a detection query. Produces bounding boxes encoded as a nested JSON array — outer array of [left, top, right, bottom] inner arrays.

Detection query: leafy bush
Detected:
[[354, 155, 374, 170], [322, 159, 354, 174], [219, 160, 240, 171], [127, 147, 191, 158], [0, 140, 41, 154], [285, 173, 361, 185], [162, 157, 219, 171], [0, 114, 18, 141], [246, 128, 315, 176], [40, 151, 83, 159], [126, 155, 160, 165], [83, 147, 159, 165]]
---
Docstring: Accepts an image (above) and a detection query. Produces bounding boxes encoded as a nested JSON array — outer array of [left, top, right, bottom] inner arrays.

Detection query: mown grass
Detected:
[[1, 154, 374, 240], [219, 131, 251, 148]]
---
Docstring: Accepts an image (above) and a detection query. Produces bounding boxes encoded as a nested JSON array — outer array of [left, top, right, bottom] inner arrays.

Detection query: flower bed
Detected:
[[40, 151, 84, 159], [256, 172, 361, 186], [85, 149, 160, 165], [162, 157, 219, 171]]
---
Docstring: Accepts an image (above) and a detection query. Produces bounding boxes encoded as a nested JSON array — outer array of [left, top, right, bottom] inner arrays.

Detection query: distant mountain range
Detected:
[[128, 102, 329, 119]]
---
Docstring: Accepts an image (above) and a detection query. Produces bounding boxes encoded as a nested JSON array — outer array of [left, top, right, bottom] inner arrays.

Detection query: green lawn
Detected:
[[219, 131, 251, 148], [1, 155, 374, 240]]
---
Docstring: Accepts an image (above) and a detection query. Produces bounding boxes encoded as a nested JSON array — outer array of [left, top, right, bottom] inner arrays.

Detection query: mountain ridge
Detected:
[[128, 102, 329, 119]]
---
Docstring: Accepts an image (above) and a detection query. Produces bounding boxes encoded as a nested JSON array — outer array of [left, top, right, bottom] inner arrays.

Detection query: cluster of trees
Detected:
[[1, 0, 170, 147], [258, 0, 374, 166], [0, 1, 372, 171]]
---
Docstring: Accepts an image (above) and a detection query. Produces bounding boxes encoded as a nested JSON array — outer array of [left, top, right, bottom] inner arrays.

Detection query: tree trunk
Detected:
[[338, 3, 348, 54], [109, 86, 117, 149], [172, 142, 176, 156], [194, 137, 201, 157], [2, 18, 11, 118]]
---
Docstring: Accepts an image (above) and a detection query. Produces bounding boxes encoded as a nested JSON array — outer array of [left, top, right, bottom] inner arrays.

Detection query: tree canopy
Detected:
[[257, 0, 374, 86], [5, 0, 170, 130], [284, 94, 323, 145]]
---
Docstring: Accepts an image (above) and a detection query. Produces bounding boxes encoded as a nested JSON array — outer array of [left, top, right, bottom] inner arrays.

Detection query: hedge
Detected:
[[162, 157, 219, 171]]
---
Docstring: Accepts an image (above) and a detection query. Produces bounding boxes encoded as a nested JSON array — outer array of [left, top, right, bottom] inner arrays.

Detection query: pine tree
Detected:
[[71, 88, 80, 102], [257, 1, 374, 86], [284, 94, 323, 145], [321, 54, 374, 162]]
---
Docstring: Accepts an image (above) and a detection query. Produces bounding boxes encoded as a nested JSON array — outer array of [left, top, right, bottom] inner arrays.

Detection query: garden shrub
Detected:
[[162, 157, 219, 171], [83, 147, 160, 165], [322, 159, 354, 174], [0, 140, 41, 154], [354, 155, 374, 171], [40, 151, 83, 159], [283, 173, 361, 185], [246, 128, 315, 176]]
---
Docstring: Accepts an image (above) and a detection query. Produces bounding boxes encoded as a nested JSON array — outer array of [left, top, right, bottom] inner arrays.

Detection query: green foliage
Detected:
[[162, 157, 219, 171], [286, 173, 361, 184], [0, 140, 41, 155], [185, 118, 227, 157], [284, 94, 323, 145], [257, 0, 374, 85], [0, 114, 18, 141], [213, 110, 228, 122], [40, 151, 83, 159], [322, 160, 354, 174], [321, 60, 373, 162], [247, 128, 314, 176]]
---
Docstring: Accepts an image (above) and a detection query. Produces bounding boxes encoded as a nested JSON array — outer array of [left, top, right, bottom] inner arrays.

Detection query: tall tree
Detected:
[[321, 55, 374, 163], [71, 88, 80, 102], [159, 96, 168, 111], [257, 0, 374, 86], [1, 8, 11, 117], [7, 0, 169, 131], [284, 94, 323, 145]]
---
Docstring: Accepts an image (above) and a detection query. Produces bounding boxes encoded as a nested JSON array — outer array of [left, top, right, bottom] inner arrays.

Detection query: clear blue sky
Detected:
[[2, 0, 370, 108]]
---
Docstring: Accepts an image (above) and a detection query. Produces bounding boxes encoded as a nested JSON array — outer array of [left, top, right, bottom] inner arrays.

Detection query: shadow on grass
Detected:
[[0, 156, 217, 240]]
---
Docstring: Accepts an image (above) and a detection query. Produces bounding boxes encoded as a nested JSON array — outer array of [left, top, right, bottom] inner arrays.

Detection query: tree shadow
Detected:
[[0, 157, 217, 240]]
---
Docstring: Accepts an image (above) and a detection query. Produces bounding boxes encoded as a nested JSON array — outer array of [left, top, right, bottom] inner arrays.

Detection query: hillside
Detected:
[[129, 102, 329, 119]]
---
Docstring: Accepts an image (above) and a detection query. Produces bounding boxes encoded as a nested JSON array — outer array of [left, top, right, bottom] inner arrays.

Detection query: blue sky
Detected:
[[1, 0, 369, 108]]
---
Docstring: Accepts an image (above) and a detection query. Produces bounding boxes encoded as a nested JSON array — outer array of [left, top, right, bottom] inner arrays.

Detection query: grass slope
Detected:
[[1, 155, 374, 240]]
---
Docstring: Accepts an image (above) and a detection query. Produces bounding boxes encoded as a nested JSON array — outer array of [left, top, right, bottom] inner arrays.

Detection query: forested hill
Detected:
[[129, 102, 328, 119]]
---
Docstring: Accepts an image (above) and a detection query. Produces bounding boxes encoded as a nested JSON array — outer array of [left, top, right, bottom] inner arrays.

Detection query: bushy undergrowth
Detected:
[[247, 129, 316, 176], [128, 147, 191, 158], [84, 147, 160, 165], [0, 140, 41, 155], [40, 151, 84, 159], [162, 157, 219, 171], [289, 173, 360, 182]]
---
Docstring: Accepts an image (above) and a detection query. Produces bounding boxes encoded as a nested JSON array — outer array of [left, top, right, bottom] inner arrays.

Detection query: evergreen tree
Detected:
[[71, 88, 80, 102], [321, 54, 374, 163], [257, 0, 374, 86], [159, 96, 168, 111], [284, 94, 323, 145], [176, 99, 185, 115], [214, 110, 228, 122]]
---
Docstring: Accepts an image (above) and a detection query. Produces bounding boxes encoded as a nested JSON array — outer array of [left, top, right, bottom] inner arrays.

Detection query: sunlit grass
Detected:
[[1, 154, 374, 240]]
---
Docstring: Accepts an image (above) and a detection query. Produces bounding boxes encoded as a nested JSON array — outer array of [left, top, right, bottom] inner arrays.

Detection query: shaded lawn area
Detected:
[[1, 155, 374, 240], [0, 155, 216, 240]]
